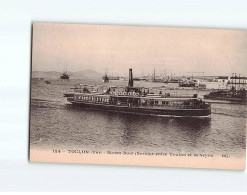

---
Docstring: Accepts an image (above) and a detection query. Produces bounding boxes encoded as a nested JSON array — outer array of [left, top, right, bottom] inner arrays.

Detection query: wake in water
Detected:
[[30, 79, 246, 158]]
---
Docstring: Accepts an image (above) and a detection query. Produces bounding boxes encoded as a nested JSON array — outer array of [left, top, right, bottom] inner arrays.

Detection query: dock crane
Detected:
[[186, 72, 205, 80]]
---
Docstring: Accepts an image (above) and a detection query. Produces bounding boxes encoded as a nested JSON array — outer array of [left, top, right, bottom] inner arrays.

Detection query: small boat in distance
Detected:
[[64, 69, 211, 117], [102, 72, 109, 83], [179, 80, 196, 87], [60, 66, 70, 79], [60, 71, 70, 79]]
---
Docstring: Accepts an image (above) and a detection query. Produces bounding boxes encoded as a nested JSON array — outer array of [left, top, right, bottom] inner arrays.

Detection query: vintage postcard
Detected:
[[29, 23, 246, 170]]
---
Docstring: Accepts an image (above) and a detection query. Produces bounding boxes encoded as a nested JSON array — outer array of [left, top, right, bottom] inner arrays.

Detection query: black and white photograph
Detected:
[[29, 23, 246, 170], [2, 0, 247, 192]]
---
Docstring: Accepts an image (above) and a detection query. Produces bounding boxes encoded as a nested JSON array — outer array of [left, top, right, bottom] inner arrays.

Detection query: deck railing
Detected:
[[69, 96, 209, 109]]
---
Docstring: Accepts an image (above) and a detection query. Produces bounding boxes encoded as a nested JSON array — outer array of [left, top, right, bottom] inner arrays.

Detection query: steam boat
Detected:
[[64, 69, 211, 117], [102, 72, 109, 83], [179, 80, 196, 87], [60, 71, 70, 79]]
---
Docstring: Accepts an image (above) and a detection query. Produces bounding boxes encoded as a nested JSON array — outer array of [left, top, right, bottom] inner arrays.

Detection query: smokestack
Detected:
[[128, 68, 134, 87]]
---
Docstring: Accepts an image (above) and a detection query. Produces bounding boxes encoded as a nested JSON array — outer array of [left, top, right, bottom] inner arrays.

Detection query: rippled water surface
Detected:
[[30, 79, 246, 157]]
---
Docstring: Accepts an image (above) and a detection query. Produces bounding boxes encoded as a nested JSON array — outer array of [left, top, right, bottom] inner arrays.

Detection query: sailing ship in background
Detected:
[[102, 71, 109, 83], [150, 69, 206, 89], [102, 69, 120, 82], [60, 72, 70, 79], [60, 66, 70, 79]]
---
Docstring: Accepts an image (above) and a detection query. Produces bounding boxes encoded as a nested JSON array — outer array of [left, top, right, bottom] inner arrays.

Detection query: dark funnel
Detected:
[[128, 68, 134, 87]]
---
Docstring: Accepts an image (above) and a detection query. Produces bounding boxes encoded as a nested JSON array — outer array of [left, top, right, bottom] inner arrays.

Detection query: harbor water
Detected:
[[30, 79, 246, 158]]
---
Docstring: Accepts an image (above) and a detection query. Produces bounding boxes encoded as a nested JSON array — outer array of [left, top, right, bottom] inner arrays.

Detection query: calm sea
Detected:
[[30, 79, 246, 157]]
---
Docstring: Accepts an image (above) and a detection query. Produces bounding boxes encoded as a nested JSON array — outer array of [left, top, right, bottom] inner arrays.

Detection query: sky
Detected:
[[32, 23, 247, 77]]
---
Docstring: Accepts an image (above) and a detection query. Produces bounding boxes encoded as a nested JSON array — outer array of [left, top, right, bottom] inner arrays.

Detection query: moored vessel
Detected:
[[179, 80, 196, 87], [204, 74, 247, 102], [60, 71, 70, 79], [204, 88, 246, 102], [102, 72, 109, 83]]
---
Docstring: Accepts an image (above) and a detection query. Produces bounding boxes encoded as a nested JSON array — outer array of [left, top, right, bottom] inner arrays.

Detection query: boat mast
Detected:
[[238, 74, 240, 90], [153, 67, 156, 81], [235, 73, 237, 90]]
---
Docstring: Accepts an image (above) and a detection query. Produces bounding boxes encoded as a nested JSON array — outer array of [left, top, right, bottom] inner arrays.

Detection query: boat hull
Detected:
[[179, 83, 196, 87], [204, 96, 246, 102], [69, 101, 211, 117]]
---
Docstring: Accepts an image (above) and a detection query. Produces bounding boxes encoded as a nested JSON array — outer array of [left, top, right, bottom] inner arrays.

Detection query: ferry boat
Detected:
[[64, 69, 211, 117]]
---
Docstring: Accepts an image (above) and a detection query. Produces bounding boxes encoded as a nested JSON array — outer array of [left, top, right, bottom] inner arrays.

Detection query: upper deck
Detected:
[[67, 92, 209, 110]]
